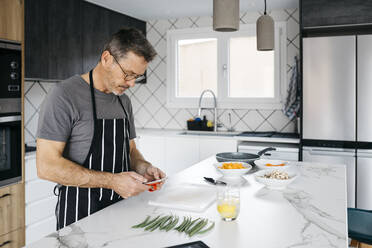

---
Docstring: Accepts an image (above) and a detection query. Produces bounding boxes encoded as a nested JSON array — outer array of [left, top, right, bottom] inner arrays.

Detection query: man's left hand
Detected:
[[144, 165, 166, 189]]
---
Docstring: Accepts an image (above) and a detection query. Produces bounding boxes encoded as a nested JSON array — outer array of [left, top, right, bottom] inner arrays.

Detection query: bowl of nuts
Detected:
[[254, 169, 298, 190]]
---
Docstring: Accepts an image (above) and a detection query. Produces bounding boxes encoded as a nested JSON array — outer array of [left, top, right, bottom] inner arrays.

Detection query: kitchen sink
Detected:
[[178, 130, 240, 137]]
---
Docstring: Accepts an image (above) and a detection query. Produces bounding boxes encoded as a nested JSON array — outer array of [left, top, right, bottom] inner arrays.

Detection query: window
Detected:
[[166, 23, 287, 109]]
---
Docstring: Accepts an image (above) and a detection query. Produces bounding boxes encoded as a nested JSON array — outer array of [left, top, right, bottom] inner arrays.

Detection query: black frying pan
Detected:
[[215, 147, 276, 163]]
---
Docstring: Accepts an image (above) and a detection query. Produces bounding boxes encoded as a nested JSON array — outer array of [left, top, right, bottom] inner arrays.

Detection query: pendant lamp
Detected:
[[213, 0, 239, 32], [256, 0, 274, 51]]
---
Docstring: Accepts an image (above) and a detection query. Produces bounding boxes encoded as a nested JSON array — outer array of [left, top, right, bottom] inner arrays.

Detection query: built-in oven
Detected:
[[0, 39, 22, 187]]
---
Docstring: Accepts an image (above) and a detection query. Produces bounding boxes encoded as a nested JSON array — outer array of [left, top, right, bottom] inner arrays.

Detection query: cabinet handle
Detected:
[[0, 193, 11, 199], [0, 240, 11, 247]]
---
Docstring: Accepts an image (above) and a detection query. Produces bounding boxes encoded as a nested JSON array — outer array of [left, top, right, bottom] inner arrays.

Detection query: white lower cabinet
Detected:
[[25, 153, 57, 245], [137, 134, 239, 176], [199, 138, 237, 161], [136, 136, 166, 172], [165, 137, 200, 176]]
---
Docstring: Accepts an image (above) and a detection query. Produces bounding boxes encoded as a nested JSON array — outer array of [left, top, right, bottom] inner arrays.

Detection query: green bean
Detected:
[[180, 217, 192, 232], [131, 215, 151, 228], [141, 215, 161, 228], [189, 219, 208, 237], [149, 216, 169, 232], [145, 216, 167, 231], [166, 216, 179, 232], [197, 221, 215, 235], [187, 219, 205, 235], [160, 216, 173, 230], [175, 216, 187, 231], [185, 218, 201, 233]]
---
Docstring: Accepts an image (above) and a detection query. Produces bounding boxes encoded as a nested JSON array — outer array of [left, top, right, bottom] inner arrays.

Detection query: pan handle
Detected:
[[257, 147, 276, 156]]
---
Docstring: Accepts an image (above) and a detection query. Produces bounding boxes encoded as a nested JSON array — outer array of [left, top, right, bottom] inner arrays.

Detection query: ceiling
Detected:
[[85, 0, 299, 21]]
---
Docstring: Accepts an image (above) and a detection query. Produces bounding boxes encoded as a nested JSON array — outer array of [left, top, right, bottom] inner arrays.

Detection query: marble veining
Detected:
[[26, 158, 348, 248]]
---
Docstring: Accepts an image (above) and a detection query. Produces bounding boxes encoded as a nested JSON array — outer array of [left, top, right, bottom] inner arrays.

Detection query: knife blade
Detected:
[[203, 177, 226, 185]]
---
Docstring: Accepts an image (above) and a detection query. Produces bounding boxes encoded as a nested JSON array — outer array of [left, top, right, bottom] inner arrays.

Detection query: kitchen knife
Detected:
[[203, 177, 226, 185]]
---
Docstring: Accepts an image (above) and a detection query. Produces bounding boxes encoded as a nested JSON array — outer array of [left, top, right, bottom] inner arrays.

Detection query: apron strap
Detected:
[[117, 96, 130, 121], [89, 69, 98, 122]]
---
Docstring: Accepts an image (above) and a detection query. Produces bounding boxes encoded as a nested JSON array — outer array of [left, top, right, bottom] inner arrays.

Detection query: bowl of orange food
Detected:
[[214, 161, 252, 177], [254, 159, 291, 170]]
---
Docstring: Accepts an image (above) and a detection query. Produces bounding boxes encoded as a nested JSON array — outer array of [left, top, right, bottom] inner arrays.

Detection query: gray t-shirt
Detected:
[[37, 75, 136, 165]]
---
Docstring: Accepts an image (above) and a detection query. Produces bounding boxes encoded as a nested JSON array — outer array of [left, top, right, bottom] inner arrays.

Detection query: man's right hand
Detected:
[[110, 171, 150, 198]]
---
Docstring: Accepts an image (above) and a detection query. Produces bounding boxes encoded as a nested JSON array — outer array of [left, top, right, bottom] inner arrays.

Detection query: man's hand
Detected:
[[144, 166, 166, 190], [110, 171, 150, 198]]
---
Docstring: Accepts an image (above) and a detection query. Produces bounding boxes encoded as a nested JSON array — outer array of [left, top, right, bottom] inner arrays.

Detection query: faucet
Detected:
[[198, 89, 217, 132]]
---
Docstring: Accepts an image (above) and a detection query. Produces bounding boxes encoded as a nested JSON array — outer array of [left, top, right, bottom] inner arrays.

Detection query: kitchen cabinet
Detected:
[[25, 153, 57, 245], [0, 0, 23, 42], [24, 0, 50, 79], [0, 228, 25, 248], [25, 0, 146, 80], [301, 0, 372, 29], [302, 147, 355, 208], [136, 136, 166, 172], [199, 138, 237, 161], [165, 137, 199, 176], [0, 183, 25, 237], [81, 2, 111, 72], [48, 0, 82, 80]]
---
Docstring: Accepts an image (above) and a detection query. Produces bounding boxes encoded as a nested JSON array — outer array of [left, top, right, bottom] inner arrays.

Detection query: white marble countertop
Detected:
[[26, 157, 347, 248], [136, 128, 300, 144]]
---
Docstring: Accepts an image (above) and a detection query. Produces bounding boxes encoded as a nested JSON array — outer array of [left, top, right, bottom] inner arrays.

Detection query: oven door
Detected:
[[0, 115, 21, 187]]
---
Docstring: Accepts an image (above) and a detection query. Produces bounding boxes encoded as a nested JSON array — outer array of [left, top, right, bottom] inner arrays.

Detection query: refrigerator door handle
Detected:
[[305, 148, 355, 157]]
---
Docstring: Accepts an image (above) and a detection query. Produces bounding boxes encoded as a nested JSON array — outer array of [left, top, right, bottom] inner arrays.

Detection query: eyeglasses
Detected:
[[111, 54, 146, 82]]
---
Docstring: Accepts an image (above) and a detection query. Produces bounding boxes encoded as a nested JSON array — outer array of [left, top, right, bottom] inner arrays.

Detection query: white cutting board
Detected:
[[148, 184, 216, 212]]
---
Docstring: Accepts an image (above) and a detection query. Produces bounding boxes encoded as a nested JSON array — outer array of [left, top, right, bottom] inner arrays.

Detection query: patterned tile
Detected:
[[26, 83, 47, 109]]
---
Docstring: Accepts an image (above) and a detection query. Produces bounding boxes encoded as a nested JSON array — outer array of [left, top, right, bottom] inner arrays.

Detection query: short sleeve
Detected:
[[36, 85, 76, 142]]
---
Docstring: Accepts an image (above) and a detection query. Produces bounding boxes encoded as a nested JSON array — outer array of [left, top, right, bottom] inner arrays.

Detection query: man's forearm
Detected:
[[37, 152, 114, 189], [130, 144, 151, 176]]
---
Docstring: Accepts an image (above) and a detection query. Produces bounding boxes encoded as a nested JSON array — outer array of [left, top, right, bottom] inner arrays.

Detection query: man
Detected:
[[36, 28, 165, 230]]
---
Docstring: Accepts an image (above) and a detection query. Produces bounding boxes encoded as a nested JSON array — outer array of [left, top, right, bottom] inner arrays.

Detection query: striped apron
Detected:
[[54, 69, 131, 230]]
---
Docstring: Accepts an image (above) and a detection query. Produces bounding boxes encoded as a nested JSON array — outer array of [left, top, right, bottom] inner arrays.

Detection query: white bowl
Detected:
[[254, 169, 298, 189], [214, 161, 252, 177], [254, 159, 291, 170]]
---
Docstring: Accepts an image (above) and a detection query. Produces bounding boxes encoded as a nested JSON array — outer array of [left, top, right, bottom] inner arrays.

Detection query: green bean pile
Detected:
[[132, 214, 215, 237]]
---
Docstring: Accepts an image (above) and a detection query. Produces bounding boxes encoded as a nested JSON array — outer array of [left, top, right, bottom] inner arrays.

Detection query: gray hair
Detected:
[[103, 27, 157, 62]]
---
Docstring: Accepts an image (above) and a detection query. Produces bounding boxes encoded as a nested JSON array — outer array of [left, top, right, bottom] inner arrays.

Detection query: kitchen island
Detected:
[[26, 157, 348, 248]]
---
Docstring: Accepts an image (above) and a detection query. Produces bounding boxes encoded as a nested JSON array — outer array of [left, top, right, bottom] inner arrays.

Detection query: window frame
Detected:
[[166, 22, 287, 109]]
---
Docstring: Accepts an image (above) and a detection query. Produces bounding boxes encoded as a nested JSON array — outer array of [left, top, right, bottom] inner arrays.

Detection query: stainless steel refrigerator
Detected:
[[302, 35, 372, 210]]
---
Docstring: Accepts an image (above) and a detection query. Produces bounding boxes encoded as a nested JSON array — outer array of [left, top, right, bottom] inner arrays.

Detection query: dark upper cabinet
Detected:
[[48, 0, 82, 80], [25, 0, 146, 80], [81, 3, 146, 73], [25, 0, 49, 79], [81, 2, 110, 73], [302, 0, 372, 28]]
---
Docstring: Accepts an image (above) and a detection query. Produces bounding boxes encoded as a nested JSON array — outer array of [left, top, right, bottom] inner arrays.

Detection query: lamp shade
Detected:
[[256, 14, 274, 51], [213, 0, 239, 32]]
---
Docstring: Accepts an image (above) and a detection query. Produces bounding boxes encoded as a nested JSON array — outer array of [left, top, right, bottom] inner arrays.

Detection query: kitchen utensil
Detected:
[[204, 177, 227, 185], [216, 147, 276, 163], [148, 184, 216, 212], [254, 159, 291, 170], [213, 162, 252, 177], [217, 186, 240, 221], [254, 169, 298, 190], [144, 177, 167, 192]]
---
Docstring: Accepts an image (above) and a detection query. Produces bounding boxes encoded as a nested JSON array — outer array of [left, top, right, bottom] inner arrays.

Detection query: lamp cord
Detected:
[[264, 0, 267, 15]]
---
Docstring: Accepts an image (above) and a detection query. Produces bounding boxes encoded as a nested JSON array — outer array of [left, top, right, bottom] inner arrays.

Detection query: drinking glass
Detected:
[[217, 186, 240, 221]]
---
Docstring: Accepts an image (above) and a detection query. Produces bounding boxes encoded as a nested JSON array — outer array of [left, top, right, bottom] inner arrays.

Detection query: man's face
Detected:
[[106, 51, 148, 96]]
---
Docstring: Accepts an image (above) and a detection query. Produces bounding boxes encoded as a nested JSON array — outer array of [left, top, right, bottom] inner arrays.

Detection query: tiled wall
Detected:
[[24, 8, 299, 144], [127, 8, 300, 131]]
